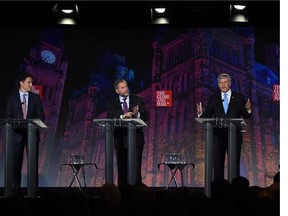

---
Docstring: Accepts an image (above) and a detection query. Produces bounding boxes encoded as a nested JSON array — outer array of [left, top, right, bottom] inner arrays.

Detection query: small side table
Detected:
[[60, 162, 98, 190], [157, 162, 195, 189]]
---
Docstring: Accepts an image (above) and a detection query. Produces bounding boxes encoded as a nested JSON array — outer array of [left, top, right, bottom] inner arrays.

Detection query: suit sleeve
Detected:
[[106, 99, 121, 118], [200, 95, 216, 118], [138, 97, 149, 121], [239, 94, 252, 119], [6, 95, 14, 119], [5, 92, 23, 119], [106, 100, 114, 118]]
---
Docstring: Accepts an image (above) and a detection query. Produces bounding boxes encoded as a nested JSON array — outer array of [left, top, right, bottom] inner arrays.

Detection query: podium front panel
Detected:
[[0, 119, 47, 198], [195, 118, 246, 197]]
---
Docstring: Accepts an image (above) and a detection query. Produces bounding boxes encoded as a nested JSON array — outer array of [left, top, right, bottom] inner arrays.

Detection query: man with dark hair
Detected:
[[197, 73, 252, 180], [6, 72, 45, 196], [106, 79, 149, 190]]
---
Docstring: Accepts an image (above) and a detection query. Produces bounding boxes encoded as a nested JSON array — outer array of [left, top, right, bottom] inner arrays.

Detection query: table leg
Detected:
[[82, 166, 87, 188], [70, 166, 82, 190], [166, 168, 179, 189]]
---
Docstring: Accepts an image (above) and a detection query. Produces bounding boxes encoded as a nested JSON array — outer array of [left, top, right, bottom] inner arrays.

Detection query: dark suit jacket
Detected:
[[6, 90, 45, 143], [106, 94, 149, 147], [200, 90, 252, 120], [200, 90, 252, 179]]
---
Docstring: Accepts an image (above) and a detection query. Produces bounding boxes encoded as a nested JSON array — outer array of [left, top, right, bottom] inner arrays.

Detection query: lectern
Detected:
[[0, 119, 47, 198], [94, 118, 147, 185], [195, 118, 246, 197]]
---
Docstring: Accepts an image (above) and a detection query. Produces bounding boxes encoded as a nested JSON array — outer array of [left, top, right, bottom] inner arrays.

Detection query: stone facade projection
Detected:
[[57, 27, 279, 188]]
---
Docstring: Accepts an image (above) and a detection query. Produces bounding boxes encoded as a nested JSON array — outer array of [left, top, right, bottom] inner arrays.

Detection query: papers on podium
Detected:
[[94, 118, 147, 127], [121, 118, 147, 127], [30, 119, 48, 128]]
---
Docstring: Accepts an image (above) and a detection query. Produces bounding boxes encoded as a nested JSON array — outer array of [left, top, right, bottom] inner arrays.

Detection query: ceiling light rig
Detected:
[[151, 7, 169, 25], [229, 4, 248, 22], [51, 2, 79, 25]]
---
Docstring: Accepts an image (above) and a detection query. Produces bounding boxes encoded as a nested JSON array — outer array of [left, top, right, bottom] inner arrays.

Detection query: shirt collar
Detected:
[[120, 96, 129, 101], [19, 91, 28, 97], [222, 89, 232, 97]]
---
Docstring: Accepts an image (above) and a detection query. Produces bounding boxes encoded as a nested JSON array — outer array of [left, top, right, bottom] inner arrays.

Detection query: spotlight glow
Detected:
[[233, 5, 246, 10], [155, 8, 166, 14]]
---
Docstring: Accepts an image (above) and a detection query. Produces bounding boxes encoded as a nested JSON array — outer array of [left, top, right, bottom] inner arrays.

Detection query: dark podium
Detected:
[[195, 118, 247, 197], [0, 119, 47, 198], [94, 118, 147, 185]]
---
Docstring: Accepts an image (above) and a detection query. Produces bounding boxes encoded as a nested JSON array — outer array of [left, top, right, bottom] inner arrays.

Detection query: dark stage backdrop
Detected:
[[0, 27, 279, 188]]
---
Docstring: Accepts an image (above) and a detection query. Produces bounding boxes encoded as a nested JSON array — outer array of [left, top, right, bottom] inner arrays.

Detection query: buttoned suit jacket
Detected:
[[6, 90, 45, 143]]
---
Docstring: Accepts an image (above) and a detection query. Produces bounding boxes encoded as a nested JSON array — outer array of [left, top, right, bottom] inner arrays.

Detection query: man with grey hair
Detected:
[[197, 73, 252, 180]]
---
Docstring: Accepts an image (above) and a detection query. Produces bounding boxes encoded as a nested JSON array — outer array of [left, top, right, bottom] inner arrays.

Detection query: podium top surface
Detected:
[[94, 118, 147, 127], [195, 118, 247, 128], [0, 118, 47, 129]]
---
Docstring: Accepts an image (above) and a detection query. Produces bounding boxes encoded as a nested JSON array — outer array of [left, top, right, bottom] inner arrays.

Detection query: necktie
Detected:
[[223, 93, 228, 114], [22, 94, 27, 119], [122, 98, 128, 113]]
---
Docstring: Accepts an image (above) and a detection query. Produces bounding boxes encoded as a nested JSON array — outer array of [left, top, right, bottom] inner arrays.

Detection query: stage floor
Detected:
[[0, 186, 204, 198]]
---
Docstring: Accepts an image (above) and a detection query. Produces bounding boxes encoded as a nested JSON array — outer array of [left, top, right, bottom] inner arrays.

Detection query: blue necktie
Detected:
[[223, 93, 228, 114], [123, 98, 128, 113]]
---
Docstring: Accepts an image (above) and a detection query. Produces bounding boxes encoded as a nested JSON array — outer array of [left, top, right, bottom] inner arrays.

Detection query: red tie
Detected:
[[123, 98, 128, 113], [22, 94, 27, 119]]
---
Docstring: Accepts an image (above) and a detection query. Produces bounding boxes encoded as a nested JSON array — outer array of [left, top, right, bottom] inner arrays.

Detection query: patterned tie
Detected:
[[123, 98, 128, 113], [22, 94, 27, 119], [223, 93, 228, 114]]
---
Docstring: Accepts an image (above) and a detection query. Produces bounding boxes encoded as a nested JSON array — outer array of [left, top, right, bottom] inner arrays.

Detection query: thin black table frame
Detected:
[[60, 163, 98, 190], [157, 162, 195, 189]]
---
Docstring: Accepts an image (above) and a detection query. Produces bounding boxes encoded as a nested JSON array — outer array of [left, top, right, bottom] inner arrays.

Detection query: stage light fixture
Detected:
[[52, 2, 79, 25], [155, 8, 166, 14], [151, 7, 169, 25], [233, 5, 246, 11], [229, 4, 248, 22]]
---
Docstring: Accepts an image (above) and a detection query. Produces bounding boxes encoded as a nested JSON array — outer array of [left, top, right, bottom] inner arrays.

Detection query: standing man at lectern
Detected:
[[196, 73, 252, 180], [106, 79, 149, 190], [6, 72, 45, 196]]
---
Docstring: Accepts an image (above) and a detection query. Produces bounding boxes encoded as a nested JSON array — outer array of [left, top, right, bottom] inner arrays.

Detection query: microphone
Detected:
[[221, 99, 224, 102], [21, 102, 25, 105]]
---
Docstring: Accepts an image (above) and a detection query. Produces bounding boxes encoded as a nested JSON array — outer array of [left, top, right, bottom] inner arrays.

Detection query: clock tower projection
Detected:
[[22, 29, 68, 186]]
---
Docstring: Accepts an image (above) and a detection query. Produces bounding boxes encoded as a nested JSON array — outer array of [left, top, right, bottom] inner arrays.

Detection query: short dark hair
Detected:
[[17, 72, 33, 83], [114, 79, 127, 89]]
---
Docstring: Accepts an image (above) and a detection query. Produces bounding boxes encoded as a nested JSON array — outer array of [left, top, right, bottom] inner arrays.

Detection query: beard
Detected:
[[120, 91, 129, 97]]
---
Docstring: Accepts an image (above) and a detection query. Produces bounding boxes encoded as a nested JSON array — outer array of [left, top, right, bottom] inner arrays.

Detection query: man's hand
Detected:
[[122, 112, 133, 118], [245, 98, 252, 112], [132, 105, 139, 117], [197, 102, 202, 116], [122, 105, 139, 118]]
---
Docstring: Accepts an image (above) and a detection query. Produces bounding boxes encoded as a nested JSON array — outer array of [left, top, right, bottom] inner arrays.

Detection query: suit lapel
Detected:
[[26, 92, 30, 118], [116, 98, 123, 113], [225, 92, 236, 116], [16, 93, 22, 109], [16, 92, 26, 118], [217, 92, 226, 115], [227, 92, 235, 113], [128, 95, 134, 112]]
